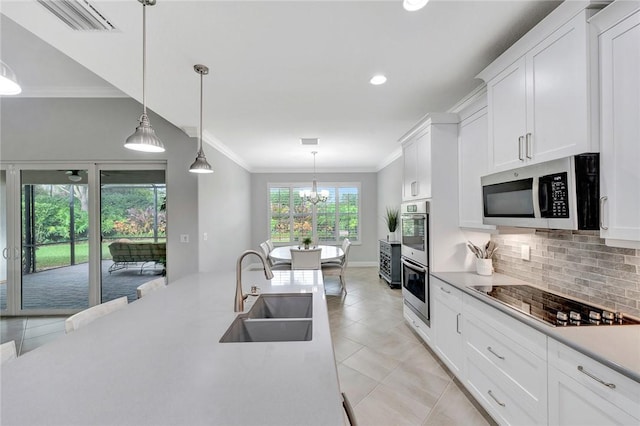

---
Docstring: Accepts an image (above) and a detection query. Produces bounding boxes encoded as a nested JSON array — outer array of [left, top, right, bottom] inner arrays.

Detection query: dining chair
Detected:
[[136, 277, 167, 299], [0, 340, 17, 364], [265, 239, 275, 252], [290, 247, 322, 270], [321, 239, 352, 293], [260, 241, 290, 270], [64, 296, 129, 334]]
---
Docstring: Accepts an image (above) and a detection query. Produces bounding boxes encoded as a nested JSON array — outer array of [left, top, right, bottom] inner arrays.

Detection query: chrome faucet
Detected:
[[235, 250, 274, 312]]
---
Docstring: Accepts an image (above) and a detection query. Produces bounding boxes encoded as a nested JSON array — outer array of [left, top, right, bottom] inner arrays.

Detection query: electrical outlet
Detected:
[[180, 234, 189, 243], [521, 244, 530, 261]]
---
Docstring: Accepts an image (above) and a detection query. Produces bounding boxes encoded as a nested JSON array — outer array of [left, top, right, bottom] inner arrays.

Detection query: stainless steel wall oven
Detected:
[[400, 201, 430, 326]]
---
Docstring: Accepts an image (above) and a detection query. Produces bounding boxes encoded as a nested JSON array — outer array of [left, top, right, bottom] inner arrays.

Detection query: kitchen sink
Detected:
[[220, 293, 313, 343], [219, 317, 312, 342], [247, 293, 312, 319]]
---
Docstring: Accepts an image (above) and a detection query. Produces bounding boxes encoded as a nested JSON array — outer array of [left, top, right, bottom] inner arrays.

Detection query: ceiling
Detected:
[[0, 0, 561, 172]]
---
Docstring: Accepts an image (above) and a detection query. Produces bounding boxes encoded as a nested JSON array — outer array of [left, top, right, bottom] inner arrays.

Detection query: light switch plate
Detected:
[[180, 234, 189, 243], [521, 244, 530, 261]]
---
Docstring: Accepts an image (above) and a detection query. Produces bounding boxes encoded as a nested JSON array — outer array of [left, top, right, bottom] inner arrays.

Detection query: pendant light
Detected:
[[124, 0, 165, 153], [189, 64, 214, 174], [300, 151, 329, 204], [0, 61, 22, 95], [403, 0, 429, 12]]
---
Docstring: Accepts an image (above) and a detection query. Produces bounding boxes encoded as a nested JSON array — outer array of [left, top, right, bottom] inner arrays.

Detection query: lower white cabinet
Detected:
[[548, 339, 640, 425], [432, 277, 463, 375], [403, 303, 432, 346]]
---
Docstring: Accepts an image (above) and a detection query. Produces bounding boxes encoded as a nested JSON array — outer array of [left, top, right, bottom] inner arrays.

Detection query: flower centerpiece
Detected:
[[302, 237, 313, 249]]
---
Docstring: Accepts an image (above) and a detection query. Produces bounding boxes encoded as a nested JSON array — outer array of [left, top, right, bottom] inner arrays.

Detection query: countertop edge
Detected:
[[431, 271, 640, 384]]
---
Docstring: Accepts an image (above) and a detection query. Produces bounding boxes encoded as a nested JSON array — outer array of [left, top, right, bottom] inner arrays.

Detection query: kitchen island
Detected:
[[0, 270, 345, 426]]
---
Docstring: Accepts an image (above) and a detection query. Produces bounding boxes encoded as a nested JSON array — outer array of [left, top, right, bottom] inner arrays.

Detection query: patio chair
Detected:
[[64, 296, 128, 334], [0, 340, 17, 364], [136, 277, 167, 299], [290, 247, 322, 270], [321, 239, 352, 293]]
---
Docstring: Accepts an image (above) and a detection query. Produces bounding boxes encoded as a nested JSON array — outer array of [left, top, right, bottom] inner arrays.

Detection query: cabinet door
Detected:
[[402, 140, 418, 200], [548, 365, 639, 426], [433, 279, 463, 375], [599, 10, 640, 243], [458, 107, 493, 229], [526, 13, 590, 163], [415, 129, 431, 199], [487, 57, 527, 173]]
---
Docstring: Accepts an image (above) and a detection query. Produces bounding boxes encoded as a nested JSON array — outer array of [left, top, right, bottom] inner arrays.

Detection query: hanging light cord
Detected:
[[199, 69, 204, 154], [141, 1, 147, 116]]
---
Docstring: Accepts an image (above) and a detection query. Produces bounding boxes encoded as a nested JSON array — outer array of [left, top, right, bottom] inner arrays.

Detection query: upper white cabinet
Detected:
[[400, 113, 458, 201], [478, 3, 603, 173], [593, 3, 640, 248], [457, 93, 495, 230]]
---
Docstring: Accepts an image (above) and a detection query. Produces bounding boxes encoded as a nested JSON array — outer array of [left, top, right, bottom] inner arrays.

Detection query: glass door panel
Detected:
[[20, 170, 90, 310], [100, 170, 166, 303]]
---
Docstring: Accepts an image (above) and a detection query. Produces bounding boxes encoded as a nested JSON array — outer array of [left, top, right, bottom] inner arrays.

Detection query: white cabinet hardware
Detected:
[[488, 390, 506, 407], [487, 346, 505, 360], [577, 366, 616, 389]]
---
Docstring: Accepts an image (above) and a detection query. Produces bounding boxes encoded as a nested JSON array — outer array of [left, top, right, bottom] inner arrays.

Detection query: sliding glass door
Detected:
[[0, 162, 166, 315]]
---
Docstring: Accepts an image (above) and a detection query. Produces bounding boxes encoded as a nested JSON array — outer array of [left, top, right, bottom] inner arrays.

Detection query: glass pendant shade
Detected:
[[189, 64, 213, 174], [300, 151, 328, 204], [125, 0, 165, 153], [0, 61, 22, 95], [403, 0, 429, 11]]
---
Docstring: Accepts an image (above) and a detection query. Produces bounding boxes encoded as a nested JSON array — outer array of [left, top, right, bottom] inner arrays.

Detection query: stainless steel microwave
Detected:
[[481, 154, 599, 230]]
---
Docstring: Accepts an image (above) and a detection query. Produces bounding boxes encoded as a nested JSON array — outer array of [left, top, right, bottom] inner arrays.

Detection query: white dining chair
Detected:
[[290, 247, 322, 270], [322, 239, 352, 293], [0, 340, 17, 364], [64, 296, 129, 334], [260, 241, 290, 270], [265, 239, 275, 252], [136, 277, 167, 299]]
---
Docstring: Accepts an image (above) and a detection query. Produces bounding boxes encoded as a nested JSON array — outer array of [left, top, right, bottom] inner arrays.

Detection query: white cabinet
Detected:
[[403, 303, 433, 347], [462, 295, 547, 426], [402, 128, 431, 200], [400, 113, 458, 202], [480, 8, 599, 173], [457, 94, 495, 230], [595, 6, 640, 248], [548, 339, 640, 425], [432, 277, 463, 375]]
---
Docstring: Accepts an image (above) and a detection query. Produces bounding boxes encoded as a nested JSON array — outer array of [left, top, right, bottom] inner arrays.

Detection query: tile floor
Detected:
[[1, 267, 495, 426]]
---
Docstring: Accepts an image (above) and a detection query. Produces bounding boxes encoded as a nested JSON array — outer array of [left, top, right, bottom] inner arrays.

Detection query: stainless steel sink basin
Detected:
[[220, 293, 314, 343], [219, 317, 312, 343], [247, 293, 312, 319]]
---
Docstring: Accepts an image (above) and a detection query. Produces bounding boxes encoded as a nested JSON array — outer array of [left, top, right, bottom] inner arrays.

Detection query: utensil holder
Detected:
[[476, 258, 493, 276]]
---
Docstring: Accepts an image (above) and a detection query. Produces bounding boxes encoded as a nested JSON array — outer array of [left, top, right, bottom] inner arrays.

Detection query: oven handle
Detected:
[[402, 214, 427, 220], [401, 258, 426, 273]]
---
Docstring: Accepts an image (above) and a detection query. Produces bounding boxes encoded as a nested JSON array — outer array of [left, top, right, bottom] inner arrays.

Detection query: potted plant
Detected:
[[384, 207, 399, 241], [302, 237, 313, 249]]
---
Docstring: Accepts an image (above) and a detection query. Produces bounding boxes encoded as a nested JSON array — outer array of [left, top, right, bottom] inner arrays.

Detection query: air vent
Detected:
[[37, 0, 116, 31], [300, 138, 319, 146]]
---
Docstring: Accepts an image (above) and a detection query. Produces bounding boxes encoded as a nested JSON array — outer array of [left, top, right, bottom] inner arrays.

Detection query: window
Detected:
[[269, 183, 360, 244]]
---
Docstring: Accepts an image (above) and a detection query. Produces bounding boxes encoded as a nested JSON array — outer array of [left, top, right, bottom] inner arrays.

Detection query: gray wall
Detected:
[[0, 97, 199, 281], [376, 157, 403, 241], [197, 143, 252, 272], [250, 172, 378, 265]]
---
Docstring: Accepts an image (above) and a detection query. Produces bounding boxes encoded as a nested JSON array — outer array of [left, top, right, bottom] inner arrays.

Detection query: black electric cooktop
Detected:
[[469, 284, 640, 327]]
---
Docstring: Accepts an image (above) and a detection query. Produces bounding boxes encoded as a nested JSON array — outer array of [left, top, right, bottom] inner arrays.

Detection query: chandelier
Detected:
[[300, 151, 329, 205]]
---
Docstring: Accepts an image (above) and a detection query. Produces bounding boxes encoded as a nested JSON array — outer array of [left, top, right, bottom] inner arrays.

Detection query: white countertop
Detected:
[[432, 271, 640, 383], [0, 270, 344, 426]]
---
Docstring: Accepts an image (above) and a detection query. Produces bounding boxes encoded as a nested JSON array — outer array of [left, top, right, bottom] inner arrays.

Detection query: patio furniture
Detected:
[[64, 296, 128, 333], [136, 277, 167, 299], [108, 241, 166, 274]]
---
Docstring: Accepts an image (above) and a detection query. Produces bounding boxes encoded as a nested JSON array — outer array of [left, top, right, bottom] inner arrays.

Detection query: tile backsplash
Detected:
[[491, 230, 640, 318]]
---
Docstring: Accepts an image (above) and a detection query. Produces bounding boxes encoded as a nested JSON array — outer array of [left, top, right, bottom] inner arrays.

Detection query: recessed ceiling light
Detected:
[[370, 75, 387, 85], [403, 0, 429, 12]]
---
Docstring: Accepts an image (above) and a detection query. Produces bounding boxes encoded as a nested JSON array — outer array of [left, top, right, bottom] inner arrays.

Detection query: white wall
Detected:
[[197, 143, 252, 273], [0, 97, 199, 281], [376, 157, 403, 241], [250, 172, 378, 265]]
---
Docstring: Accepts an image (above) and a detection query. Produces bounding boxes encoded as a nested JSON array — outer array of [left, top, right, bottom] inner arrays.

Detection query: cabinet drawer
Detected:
[[433, 279, 462, 307], [463, 294, 547, 359], [380, 242, 392, 256], [464, 314, 546, 404], [404, 304, 432, 346], [465, 351, 545, 426], [548, 339, 640, 420]]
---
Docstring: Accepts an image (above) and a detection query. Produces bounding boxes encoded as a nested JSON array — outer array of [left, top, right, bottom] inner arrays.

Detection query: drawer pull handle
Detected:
[[518, 136, 524, 161], [488, 390, 506, 407], [456, 313, 461, 334], [487, 346, 505, 360], [412, 320, 420, 329], [525, 133, 532, 159], [599, 196, 608, 230], [439, 286, 451, 294], [577, 366, 616, 389]]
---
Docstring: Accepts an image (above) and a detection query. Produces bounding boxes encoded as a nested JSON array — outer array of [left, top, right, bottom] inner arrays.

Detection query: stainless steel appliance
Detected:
[[400, 201, 430, 325], [469, 284, 640, 327], [481, 154, 599, 230]]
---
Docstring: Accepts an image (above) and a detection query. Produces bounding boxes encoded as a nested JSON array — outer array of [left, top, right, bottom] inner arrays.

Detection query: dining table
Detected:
[[270, 244, 344, 263]]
